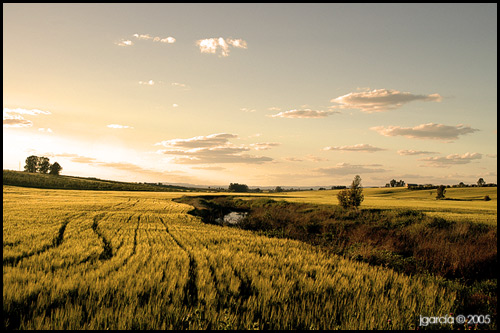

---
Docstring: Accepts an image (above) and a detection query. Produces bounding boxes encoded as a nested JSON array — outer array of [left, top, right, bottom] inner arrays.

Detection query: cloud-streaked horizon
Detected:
[[50, 152, 185, 178], [331, 89, 442, 113], [371, 123, 479, 141], [323, 144, 386, 152]]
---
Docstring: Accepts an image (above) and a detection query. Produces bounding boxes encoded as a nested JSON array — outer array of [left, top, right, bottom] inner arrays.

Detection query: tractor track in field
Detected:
[[3, 212, 87, 267], [159, 217, 199, 307], [91, 213, 113, 261]]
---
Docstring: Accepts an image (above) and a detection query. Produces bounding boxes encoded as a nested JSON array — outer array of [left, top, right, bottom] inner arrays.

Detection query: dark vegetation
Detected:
[[3, 170, 193, 192], [176, 195, 497, 328]]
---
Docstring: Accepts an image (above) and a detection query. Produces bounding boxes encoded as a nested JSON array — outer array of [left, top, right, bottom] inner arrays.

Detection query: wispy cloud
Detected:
[[249, 142, 281, 151], [196, 37, 247, 57], [397, 149, 439, 156], [115, 39, 133, 47], [191, 166, 226, 171], [240, 107, 257, 113], [171, 82, 190, 90], [3, 107, 51, 128], [38, 128, 53, 133], [418, 152, 482, 167], [323, 143, 386, 152], [53, 153, 184, 178], [331, 88, 442, 113], [283, 155, 329, 162], [155, 133, 273, 164], [133, 33, 176, 44], [371, 123, 479, 141], [314, 163, 388, 175], [107, 124, 134, 129], [138, 80, 155, 85], [268, 109, 337, 119]]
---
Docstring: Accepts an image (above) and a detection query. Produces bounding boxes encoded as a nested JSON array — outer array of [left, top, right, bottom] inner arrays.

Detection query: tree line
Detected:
[[24, 155, 62, 175]]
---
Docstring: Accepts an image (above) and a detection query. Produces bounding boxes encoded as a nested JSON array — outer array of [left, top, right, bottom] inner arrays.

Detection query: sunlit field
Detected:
[[2, 185, 464, 330], [259, 187, 497, 225]]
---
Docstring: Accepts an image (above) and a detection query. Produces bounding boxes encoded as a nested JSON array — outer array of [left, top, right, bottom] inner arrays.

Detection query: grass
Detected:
[[252, 187, 497, 225], [3, 185, 466, 330]]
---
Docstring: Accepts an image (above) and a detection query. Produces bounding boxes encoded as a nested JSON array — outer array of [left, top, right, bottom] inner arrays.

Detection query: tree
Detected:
[[24, 155, 39, 173], [228, 183, 249, 192], [49, 162, 62, 175], [436, 185, 446, 199], [477, 178, 486, 187], [274, 186, 283, 193], [390, 179, 397, 187], [38, 157, 51, 174], [337, 175, 364, 209]]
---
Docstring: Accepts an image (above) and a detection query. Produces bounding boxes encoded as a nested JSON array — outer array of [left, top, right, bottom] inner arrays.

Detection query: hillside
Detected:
[[2, 170, 195, 192]]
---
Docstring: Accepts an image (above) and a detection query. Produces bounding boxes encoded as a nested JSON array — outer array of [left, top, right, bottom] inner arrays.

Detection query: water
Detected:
[[216, 211, 247, 225]]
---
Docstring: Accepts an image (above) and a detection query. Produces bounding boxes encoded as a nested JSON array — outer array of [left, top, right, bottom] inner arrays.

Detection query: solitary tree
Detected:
[[477, 178, 486, 187], [49, 162, 62, 175], [24, 155, 39, 173], [337, 175, 364, 209], [436, 185, 446, 199], [38, 157, 51, 174]]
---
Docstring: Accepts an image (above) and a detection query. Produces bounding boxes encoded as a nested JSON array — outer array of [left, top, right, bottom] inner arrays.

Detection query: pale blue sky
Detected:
[[3, 3, 497, 186]]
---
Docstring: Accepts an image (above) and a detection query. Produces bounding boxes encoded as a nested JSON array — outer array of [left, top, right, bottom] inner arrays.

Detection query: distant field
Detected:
[[254, 187, 497, 225], [4, 185, 459, 330]]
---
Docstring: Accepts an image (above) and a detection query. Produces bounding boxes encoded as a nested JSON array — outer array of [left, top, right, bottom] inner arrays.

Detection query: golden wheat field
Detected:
[[1, 185, 467, 329]]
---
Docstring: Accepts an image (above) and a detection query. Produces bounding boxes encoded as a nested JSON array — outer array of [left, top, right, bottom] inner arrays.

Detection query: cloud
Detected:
[[171, 82, 190, 90], [54, 153, 183, 177], [268, 109, 336, 119], [38, 128, 53, 133], [371, 123, 479, 141], [323, 143, 386, 152], [139, 80, 155, 85], [191, 166, 226, 171], [155, 133, 273, 164], [418, 152, 482, 167], [249, 142, 281, 150], [155, 133, 238, 149], [116, 39, 133, 46], [3, 117, 32, 128], [196, 37, 247, 57], [331, 88, 442, 113], [397, 149, 439, 156], [107, 124, 134, 129], [314, 163, 388, 176], [240, 107, 256, 113], [3, 108, 51, 128], [133, 33, 176, 44], [283, 155, 329, 162]]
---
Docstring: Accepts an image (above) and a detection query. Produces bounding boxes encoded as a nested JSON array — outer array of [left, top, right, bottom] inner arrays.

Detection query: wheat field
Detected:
[[3, 185, 460, 329]]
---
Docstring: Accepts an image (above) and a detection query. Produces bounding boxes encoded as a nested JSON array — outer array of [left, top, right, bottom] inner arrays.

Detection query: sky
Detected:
[[3, 3, 497, 187]]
